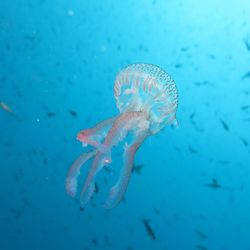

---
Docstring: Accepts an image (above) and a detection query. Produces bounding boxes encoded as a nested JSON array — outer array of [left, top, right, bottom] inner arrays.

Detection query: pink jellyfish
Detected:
[[66, 63, 178, 209]]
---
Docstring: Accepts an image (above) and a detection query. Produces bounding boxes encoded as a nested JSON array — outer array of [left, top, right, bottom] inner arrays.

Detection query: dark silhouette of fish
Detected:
[[190, 112, 195, 120], [188, 145, 197, 154], [195, 245, 207, 250], [47, 112, 56, 117], [91, 237, 98, 246], [242, 71, 250, 80], [204, 178, 221, 189], [69, 110, 77, 117], [153, 208, 160, 215], [240, 137, 248, 147], [195, 229, 208, 239], [94, 183, 99, 193], [142, 219, 156, 240], [219, 119, 229, 131], [132, 164, 144, 175], [241, 105, 250, 111], [0, 101, 16, 117], [244, 38, 250, 51]]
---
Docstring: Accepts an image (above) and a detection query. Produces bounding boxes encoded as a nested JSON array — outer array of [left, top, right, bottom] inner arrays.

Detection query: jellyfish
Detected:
[[66, 63, 178, 209]]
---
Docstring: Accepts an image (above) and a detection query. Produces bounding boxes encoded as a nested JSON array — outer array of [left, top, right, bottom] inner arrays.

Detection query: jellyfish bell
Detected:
[[66, 63, 178, 209], [114, 63, 178, 134]]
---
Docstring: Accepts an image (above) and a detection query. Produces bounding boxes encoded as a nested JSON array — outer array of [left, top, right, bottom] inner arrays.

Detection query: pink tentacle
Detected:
[[78, 111, 149, 209], [79, 151, 109, 208], [103, 132, 148, 209], [66, 150, 97, 197], [77, 116, 116, 151]]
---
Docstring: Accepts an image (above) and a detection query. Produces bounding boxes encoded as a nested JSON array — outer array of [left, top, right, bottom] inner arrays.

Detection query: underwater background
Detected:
[[1, 0, 250, 250]]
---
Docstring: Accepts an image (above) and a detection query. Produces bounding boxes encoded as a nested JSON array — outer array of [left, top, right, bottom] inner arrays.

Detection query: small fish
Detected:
[[242, 90, 250, 95], [242, 71, 250, 80], [127, 247, 134, 250], [104, 166, 111, 173], [0, 101, 16, 116], [132, 164, 144, 175], [241, 105, 250, 111], [204, 178, 221, 189], [195, 229, 208, 239], [194, 81, 209, 86], [240, 137, 248, 147], [47, 112, 56, 117], [243, 118, 250, 122], [69, 110, 77, 117], [181, 47, 189, 52], [175, 63, 182, 68], [94, 183, 99, 193], [142, 219, 156, 240], [91, 237, 98, 246], [104, 234, 110, 245], [195, 245, 207, 250], [153, 208, 160, 215], [244, 38, 250, 51], [23, 197, 32, 208], [188, 145, 197, 154], [219, 119, 229, 131], [190, 112, 195, 120], [218, 160, 229, 165]]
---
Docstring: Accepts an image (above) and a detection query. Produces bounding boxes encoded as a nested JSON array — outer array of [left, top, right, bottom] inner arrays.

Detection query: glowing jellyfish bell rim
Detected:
[[114, 63, 178, 133], [65, 63, 179, 210]]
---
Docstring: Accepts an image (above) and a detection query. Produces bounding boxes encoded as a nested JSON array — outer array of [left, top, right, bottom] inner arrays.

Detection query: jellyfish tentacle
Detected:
[[77, 116, 116, 151], [103, 131, 149, 209], [79, 151, 111, 208], [66, 150, 97, 197], [79, 111, 149, 209]]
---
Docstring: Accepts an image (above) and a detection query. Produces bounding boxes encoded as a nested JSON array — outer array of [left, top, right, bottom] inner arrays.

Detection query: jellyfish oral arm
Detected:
[[103, 130, 148, 209], [77, 116, 116, 152], [65, 150, 97, 197], [78, 111, 150, 209]]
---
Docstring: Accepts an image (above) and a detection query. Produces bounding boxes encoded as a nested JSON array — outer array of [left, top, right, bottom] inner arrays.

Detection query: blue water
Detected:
[[1, 0, 250, 249]]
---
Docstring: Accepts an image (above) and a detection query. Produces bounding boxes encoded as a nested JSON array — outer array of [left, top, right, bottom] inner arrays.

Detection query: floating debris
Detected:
[[204, 178, 221, 189], [67, 9, 74, 16], [142, 219, 156, 240]]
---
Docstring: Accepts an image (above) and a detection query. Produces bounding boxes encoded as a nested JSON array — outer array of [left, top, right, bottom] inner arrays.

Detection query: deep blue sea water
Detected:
[[1, 1, 250, 250]]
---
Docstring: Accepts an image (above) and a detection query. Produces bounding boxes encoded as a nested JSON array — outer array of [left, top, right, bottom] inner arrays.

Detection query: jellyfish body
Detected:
[[66, 63, 178, 209]]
